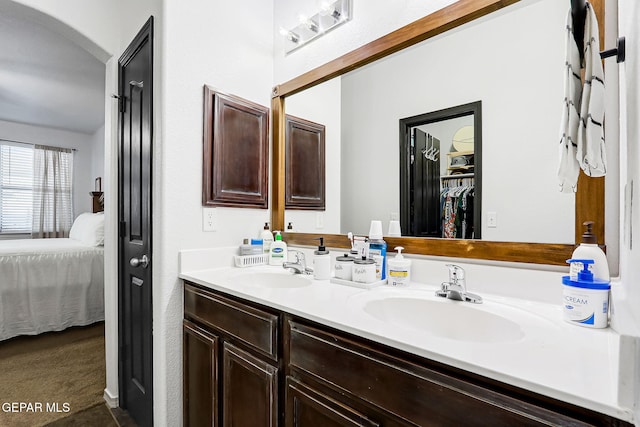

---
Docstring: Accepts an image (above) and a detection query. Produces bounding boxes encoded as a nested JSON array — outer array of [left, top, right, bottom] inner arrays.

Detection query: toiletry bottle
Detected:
[[571, 221, 610, 281], [313, 237, 330, 280], [368, 220, 387, 280], [562, 259, 610, 328], [261, 222, 274, 254], [269, 231, 288, 265], [387, 246, 411, 286]]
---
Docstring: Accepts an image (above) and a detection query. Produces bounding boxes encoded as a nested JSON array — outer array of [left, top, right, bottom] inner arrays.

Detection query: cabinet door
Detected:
[[286, 377, 379, 427], [184, 320, 218, 427], [222, 342, 278, 427]]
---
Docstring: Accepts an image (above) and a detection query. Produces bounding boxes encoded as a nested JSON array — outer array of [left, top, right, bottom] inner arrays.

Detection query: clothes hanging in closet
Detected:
[[440, 180, 474, 239]]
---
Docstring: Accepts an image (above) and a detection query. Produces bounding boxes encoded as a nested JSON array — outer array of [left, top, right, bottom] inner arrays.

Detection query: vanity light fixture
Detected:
[[320, 1, 344, 21], [299, 15, 319, 33], [279, 27, 300, 43], [281, 0, 351, 54]]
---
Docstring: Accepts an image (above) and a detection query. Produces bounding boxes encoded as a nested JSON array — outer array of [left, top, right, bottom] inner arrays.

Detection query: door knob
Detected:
[[130, 254, 149, 268]]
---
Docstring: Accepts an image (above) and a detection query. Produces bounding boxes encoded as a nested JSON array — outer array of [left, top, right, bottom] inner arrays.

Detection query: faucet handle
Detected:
[[290, 250, 306, 265], [445, 264, 465, 284]]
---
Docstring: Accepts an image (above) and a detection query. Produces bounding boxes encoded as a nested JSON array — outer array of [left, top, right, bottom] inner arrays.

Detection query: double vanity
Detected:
[[179, 249, 633, 426]]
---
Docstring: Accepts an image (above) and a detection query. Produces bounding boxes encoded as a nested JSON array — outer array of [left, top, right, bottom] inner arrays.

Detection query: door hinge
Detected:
[[119, 221, 127, 237]]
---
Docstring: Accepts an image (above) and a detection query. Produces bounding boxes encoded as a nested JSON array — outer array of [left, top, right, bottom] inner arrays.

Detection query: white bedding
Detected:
[[0, 238, 104, 341]]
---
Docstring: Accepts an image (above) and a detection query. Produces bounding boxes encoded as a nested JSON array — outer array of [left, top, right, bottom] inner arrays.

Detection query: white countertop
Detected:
[[179, 261, 633, 423]]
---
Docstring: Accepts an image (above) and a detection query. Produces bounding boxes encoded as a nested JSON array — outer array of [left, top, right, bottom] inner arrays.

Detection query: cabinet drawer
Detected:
[[185, 283, 279, 360], [288, 320, 591, 427], [286, 377, 380, 427]]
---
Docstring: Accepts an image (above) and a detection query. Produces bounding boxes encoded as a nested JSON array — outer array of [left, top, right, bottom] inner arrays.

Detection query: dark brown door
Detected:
[[184, 321, 218, 427], [222, 342, 278, 427], [118, 16, 153, 427], [413, 128, 440, 237]]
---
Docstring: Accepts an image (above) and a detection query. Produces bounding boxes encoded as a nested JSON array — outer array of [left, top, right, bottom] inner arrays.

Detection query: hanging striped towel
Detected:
[[577, 2, 606, 177], [558, 8, 582, 193]]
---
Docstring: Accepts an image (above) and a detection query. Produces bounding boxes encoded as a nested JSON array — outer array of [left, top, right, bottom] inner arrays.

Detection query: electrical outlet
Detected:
[[203, 208, 216, 232], [316, 212, 324, 229], [487, 211, 497, 228]]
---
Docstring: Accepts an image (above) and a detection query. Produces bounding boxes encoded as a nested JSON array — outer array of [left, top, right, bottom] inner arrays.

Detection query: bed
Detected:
[[0, 212, 105, 341]]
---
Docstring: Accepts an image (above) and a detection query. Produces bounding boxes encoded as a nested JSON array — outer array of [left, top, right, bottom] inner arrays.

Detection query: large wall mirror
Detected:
[[271, 0, 605, 266]]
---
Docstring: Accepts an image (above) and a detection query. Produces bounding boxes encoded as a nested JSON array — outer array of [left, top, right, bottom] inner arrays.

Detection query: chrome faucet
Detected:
[[283, 250, 313, 275], [435, 264, 482, 304]]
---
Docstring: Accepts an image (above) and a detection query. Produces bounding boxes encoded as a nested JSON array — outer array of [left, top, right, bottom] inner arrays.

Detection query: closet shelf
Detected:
[[441, 173, 474, 179]]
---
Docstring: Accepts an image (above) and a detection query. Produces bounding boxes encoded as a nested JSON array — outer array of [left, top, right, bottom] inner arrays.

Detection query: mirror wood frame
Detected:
[[270, 0, 605, 266]]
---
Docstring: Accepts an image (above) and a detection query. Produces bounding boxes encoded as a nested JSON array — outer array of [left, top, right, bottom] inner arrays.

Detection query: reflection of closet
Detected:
[[399, 101, 482, 239], [441, 148, 475, 238], [440, 175, 474, 239], [446, 150, 474, 175]]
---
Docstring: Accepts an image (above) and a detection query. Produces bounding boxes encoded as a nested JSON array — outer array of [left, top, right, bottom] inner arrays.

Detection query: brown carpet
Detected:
[[0, 323, 116, 427]]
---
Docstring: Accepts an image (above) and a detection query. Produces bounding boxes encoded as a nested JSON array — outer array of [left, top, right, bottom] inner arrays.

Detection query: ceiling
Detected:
[[0, 9, 105, 135]]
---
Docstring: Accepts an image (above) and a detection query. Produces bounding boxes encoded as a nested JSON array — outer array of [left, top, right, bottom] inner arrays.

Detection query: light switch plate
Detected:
[[203, 208, 216, 232], [487, 211, 497, 228], [316, 212, 324, 229]]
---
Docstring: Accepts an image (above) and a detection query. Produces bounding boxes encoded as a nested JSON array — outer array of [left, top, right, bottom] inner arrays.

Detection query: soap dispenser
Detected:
[[313, 237, 330, 280], [387, 246, 411, 286], [571, 221, 609, 281], [261, 222, 274, 254], [269, 231, 288, 265]]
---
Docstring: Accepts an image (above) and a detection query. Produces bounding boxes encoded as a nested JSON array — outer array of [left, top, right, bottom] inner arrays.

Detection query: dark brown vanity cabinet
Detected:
[[183, 282, 632, 427], [184, 284, 280, 426]]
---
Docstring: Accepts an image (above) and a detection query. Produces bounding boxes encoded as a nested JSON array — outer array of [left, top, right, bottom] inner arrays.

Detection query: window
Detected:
[[0, 142, 34, 234]]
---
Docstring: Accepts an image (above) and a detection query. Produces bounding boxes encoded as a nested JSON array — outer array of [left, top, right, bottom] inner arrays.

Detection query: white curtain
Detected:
[[32, 145, 74, 238]]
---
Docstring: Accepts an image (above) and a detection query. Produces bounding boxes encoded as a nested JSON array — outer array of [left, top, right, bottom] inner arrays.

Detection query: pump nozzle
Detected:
[[580, 221, 597, 244], [314, 237, 328, 255], [566, 258, 595, 282]]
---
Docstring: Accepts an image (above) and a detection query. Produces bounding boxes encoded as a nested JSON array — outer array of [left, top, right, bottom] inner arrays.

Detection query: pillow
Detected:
[[69, 212, 104, 246]]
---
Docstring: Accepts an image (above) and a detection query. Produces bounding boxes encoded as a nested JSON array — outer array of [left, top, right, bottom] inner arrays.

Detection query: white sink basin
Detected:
[[229, 270, 313, 289], [363, 296, 524, 343]]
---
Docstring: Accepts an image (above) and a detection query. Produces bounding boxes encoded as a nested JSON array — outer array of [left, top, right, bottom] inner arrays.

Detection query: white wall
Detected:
[[614, 0, 640, 419], [618, 0, 640, 330], [90, 125, 105, 191], [0, 119, 100, 216], [0, 0, 118, 61], [158, 1, 273, 424]]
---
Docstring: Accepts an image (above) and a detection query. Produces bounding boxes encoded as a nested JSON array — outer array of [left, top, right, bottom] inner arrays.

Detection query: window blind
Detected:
[[0, 142, 34, 234]]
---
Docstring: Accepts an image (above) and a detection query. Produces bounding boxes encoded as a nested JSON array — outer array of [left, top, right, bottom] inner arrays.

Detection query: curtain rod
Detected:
[[0, 138, 77, 151]]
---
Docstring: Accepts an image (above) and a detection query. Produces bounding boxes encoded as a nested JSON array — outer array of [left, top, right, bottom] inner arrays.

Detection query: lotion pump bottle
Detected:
[[571, 221, 609, 281], [269, 231, 287, 265], [261, 222, 274, 254], [313, 237, 331, 280], [387, 246, 411, 286]]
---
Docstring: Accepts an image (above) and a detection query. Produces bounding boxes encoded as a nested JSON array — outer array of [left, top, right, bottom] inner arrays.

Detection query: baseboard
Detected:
[[103, 388, 119, 408]]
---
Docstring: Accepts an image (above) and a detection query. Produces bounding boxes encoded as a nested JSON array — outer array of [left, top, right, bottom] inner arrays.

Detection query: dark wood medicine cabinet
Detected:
[[285, 114, 326, 210], [269, 0, 606, 266], [202, 86, 270, 209]]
